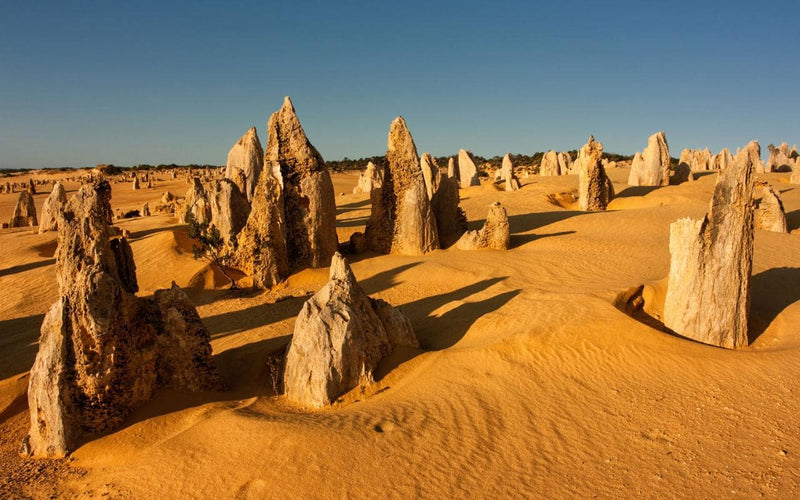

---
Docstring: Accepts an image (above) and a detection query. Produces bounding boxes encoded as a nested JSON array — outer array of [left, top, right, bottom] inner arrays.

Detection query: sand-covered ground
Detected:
[[1, 168, 799, 498]]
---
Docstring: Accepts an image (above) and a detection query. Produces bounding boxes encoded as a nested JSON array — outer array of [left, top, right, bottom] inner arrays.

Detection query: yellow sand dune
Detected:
[[1, 168, 798, 497]]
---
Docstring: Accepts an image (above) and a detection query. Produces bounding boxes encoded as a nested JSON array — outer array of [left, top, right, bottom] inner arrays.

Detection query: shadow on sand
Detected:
[[336, 198, 371, 216], [0, 314, 45, 380], [785, 209, 800, 232], [0, 259, 55, 278], [749, 267, 800, 344], [511, 231, 575, 249], [399, 277, 520, 350], [507, 210, 582, 234], [615, 267, 800, 347], [615, 185, 661, 199]]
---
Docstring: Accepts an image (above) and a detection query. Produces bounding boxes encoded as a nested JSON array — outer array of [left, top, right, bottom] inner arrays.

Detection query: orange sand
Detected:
[[1, 168, 798, 498]]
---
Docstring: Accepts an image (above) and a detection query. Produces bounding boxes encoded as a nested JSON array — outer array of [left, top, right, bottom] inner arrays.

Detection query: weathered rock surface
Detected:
[[447, 157, 457, 180], [233, 167, 289, 288], [352, 161, 382, 194], [10, 190, 38, 227], [431, 172, 468, 248], [737, 142, 765, 174], [283, 253, 418, 407], [663, 141, 757, 349], [754, 181, 788, 233], [679, 148, 712, 172], [365, 117, 439, 255], [210, 178, 251, 245], [559, 152, 574, 175], [540, 150, 560, 176], [628, 132, 670, 186], [225, 126, 264, 201], [455, 202, 509, 250], [181, 177, 211, 224], [577, 136, 614, 211], [792, 158, 800, 184], [38, 182, 68, 233], [765, 142, 797, 173], [420, 153, 440, 199], [501, 154, 520, 191], [457, 149, 480, 188], [132, 176, 140, 190], [711, 148, 734, 170], [267, 96, 338, 269], [141, 202, 151, 217], [23, 181, 221, 458]]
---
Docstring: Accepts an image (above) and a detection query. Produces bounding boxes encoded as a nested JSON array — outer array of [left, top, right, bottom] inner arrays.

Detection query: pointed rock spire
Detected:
[[283, 252, 418, 407], [457, 149, 480, 188], [233, 161, 289, 288], [501, 154, 520, 191], [420, 152, 440, 199], [577, 135, 614, 211], [353, 161, 382, 194], [540, 150, 560, 176], [225, 126, 264, 201], [39, 182, 67, 233], [23, 181, 221, 458], [628, 131, 670, 186], [10, 190, 37, 227], [267, 96, 338, 269], [663, 141, 757, 349], [455, 202, 510, 250], [365, 117, 439, 255], [754, 181, 788, 233]]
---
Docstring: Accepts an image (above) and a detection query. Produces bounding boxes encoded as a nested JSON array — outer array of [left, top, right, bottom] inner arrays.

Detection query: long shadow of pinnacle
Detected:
[[749, 267, 800, 344]]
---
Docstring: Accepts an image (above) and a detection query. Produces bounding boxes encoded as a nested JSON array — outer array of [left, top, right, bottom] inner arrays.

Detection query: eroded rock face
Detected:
[[765, 142, 796, 173], [711, 148, 734, 170], [792, 159, 800, 184], [38, 182, 68, 233], [225, 126, 264, 201], [10, 190, 38, 228], [353, 161, 382, 194], [457, 149, 480, 188], [737, 141, 765, 174], [233, 167, 289, 288], [267, 96, 338, 269], [455, 202, 510, 250], [559, 152, 574, 175], [754, 181, 788, 233], [577, 136, 614, 211], [23, 182, 221, 458], [132, 176, 140, 190], [283, 253, 418, 407], [181, 177, 211, 224], [628, 131, 670, 186], [447, 157, 457, 180], [420, 153, 440, 199], [431, 172, 468, 248], [663, 141, 757, 349], [365, 117, 439, 255], [540, 150, 560, 176], [501, 154, 520, 191], [679, 148, 712, 172], [210, 178, 251, 245]]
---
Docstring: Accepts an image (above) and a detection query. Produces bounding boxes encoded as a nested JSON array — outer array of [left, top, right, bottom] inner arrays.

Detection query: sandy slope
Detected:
[[1, 169, 799, 498]]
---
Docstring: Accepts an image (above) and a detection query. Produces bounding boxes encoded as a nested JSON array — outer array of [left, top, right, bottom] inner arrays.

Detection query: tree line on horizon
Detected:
[[1, 151, 649, 175]]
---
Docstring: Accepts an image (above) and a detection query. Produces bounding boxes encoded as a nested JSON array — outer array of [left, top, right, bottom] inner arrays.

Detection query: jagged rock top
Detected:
[[266, 96, 325, 176]]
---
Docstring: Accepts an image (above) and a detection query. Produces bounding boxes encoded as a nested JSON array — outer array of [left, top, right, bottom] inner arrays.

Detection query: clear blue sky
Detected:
[[1, 0, 798, 169]]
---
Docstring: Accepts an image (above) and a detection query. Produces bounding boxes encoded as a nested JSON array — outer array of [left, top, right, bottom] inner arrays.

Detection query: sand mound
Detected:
[[0, 168, 799, 497]]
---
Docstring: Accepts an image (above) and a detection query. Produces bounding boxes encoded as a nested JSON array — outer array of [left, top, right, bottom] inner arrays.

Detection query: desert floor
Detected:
[[1, 168, 799, 498]]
